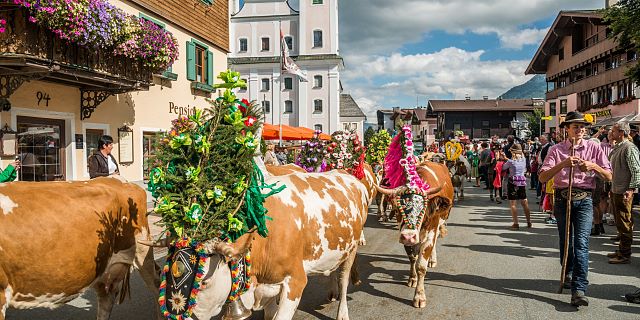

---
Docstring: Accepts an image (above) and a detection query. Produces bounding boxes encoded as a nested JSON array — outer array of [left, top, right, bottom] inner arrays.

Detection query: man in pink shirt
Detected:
[[539, 111, 612, 307]]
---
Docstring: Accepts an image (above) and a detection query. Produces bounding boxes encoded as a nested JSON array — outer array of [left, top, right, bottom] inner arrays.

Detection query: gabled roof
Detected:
[[412, 108, 431, 121], [340, 94, 366, 118], [428, 99, 539, 112], [526, 10, 603, 75]]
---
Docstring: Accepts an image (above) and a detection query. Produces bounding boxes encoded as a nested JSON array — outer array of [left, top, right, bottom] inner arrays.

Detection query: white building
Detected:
[[229, 0, 361, 136]]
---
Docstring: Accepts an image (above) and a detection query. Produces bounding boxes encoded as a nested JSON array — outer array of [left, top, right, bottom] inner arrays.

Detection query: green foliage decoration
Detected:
[[602, 0, 640, 85], [147, 70, 283, 242], [363, 127, 375, 147], [366, 129, 391, 165]]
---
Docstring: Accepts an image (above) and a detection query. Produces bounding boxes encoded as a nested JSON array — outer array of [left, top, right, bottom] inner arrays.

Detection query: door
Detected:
[[143, 131, 160, 181], [85, 128, 104, 172], [17, 116, 66, 181]]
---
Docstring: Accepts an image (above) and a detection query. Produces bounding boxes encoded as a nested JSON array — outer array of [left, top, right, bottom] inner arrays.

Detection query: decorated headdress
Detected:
[[327, 130, 366, 179], [383, 125, 429, 192]]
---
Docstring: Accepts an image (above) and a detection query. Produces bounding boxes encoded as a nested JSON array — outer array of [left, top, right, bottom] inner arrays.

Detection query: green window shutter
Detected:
[[186, 41, 196, 81], [206, 50, 214, 86]]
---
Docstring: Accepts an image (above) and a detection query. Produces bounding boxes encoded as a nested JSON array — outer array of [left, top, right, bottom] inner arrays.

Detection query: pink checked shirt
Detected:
[[540, 139, 611, 190]]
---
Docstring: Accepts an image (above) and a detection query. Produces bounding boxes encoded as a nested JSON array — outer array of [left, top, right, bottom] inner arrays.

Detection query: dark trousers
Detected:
[[530, 172, 538, 190], [611, 193, 634, 257], [554, 195, 593, 294]]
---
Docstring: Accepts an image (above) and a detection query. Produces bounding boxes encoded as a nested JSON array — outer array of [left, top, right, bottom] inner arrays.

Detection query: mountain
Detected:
[[500, 74, 546, 99]]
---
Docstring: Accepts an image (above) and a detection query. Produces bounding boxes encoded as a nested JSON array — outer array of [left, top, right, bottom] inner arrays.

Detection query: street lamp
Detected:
[[510, 119, 529, 140]]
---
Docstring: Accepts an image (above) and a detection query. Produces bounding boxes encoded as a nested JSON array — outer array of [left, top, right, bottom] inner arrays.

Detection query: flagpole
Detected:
[[278, 19, 283, 148]]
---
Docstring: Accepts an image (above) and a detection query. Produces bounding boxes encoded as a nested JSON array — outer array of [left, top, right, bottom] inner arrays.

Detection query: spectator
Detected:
[[88, 135, 120, 179], [264, 144, 279, 165], [479, 142, 492, 188], [503, 135, 515, 159], [502, 144, 531, 229], [539, 111, 612, 307], [0, 159, 20, 182], [606, 122, 640, 264], [493, 149, 506, 204]]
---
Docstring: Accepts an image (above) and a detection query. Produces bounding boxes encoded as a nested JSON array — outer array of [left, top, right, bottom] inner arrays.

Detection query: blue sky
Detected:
[[243, 0, 605, 120]]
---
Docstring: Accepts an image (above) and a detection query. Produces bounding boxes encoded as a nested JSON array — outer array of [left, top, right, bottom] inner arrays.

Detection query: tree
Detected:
[[364, 127, 375, 147], [603, 0, 640, 85], [524, 108, 545, 137]]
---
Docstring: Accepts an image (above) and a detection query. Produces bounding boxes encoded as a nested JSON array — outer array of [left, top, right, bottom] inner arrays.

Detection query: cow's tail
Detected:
[[117, 269, 131, 304]]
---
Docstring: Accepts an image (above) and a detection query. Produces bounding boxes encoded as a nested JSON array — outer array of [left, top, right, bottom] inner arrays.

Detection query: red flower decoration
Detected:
[[239, 99, 250, 114], [244, 116, 257, 127]]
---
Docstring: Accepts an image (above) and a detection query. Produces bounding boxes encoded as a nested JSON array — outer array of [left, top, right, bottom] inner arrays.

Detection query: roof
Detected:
[[428, 99, 539, 112], [526, 10, 603, 75], [340, 94, 366, 118], [377, 109, 394, 115], [412, 108, 430, 121]]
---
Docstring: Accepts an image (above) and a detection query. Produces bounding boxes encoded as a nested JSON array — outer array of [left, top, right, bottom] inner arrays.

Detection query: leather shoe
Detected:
[[608, 256, 630, 264], [624, 289, 640, 304], [571, 291, 589, 307], [606, 251, 620, 258]]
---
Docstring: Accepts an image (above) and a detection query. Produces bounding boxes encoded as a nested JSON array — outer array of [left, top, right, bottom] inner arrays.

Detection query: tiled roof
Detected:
[[428, 99, 539, 111], [340, 94, 366, 118]]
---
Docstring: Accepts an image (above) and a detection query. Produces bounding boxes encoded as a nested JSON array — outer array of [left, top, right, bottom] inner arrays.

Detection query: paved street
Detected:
[[7, 184, 640, 319]]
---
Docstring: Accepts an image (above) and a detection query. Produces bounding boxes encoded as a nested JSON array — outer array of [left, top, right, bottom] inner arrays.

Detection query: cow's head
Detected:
[[376, 185, 441, 245]]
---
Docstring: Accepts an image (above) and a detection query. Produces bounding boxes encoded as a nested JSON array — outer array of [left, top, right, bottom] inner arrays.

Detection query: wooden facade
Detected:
[[129, 0, 230, 52]]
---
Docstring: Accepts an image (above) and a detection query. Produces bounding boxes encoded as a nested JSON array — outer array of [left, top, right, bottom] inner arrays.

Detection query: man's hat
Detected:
[[559, 111, 593, 128]]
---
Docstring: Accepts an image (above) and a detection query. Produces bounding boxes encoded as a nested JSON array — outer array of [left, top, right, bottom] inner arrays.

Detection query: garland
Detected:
[[159, 238, 208, 320], [398, 125, 429, 193], [227, 252, 252, 302]]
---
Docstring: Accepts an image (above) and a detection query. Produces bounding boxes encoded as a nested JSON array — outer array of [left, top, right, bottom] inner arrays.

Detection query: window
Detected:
[[560, 100, 567, 114], [201, 0, 213, 5], [549, 102, 556, 115], [313, 75, 323, 88], [313, 30, 323, 48], [261, 78, 270, 91], [559, 47, 564, 61], [481, 120, 490, 127], [284, 36, 293, 50], [481, 129, 490, 138], [314, 124, 323, 132], [86, 128, 104, 172], [239, 38, 248, 52], [284, 77, 293, 90], [453, 123, 461, 131], [313, 99, 323, 113], [628, 50, 638, 61], [143, 131, 159, 181], [284, 100, 293, 113], [262, 101, 271, 113], [261, 37, 269, 51], [239, 78, 247, 92], [186, 39, 213, 86], [312, 0, 323, 4]]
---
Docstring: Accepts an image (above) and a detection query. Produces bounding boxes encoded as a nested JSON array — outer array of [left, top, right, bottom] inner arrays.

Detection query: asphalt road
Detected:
[[7, 184, 640, 319]]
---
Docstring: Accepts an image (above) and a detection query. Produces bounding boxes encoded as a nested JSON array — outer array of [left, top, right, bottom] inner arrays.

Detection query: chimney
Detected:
[[483, 96, 489, 100], [605, 0, 619, 8]]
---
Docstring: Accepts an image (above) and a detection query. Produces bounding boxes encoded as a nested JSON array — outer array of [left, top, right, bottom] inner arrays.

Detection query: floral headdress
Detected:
[[383, 125, 429, 192], [295, 131, 327, 172], [327, 130, 366, 179]]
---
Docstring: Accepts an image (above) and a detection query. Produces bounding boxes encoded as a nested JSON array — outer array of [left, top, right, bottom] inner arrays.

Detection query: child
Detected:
[[543, 177, 556, 224], [493, 150, 505, 204]]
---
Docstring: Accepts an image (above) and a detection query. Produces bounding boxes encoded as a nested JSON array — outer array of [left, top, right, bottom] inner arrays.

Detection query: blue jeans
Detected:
[[554, 195, 593, 294]]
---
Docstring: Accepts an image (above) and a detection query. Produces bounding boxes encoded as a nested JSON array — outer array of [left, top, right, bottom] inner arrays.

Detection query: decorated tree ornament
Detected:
[[296, 131, 328, 172], [327, 130, 366, 179]]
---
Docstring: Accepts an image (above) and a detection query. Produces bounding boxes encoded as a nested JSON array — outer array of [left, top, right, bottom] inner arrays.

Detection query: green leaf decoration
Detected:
[[149, 69, 284, 242], [366, 129, 392, 164]]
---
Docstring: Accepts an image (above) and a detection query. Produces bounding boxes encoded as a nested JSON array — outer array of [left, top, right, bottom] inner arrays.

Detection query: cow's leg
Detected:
[[0, 269, 9, 320], [94, 262, 130, 320], [134, 238, 162, 320], [428, 245, 438, 268], [273, 272, 307, 320], [413, 229, 439, 308], [336, 248, 357, 320], [404, 245, 419, 288]]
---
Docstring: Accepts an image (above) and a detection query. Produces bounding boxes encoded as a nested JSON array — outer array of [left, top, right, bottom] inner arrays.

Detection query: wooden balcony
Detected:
[[546, 66, 628, 100]]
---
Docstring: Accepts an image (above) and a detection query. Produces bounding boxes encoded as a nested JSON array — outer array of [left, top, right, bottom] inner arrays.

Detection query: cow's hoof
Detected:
[[358, 239, 367, 246], [413, 295, 427, 308], [407, 278, 418, 288], [428, 260, 438, 268], [327, 291, 338, 302]]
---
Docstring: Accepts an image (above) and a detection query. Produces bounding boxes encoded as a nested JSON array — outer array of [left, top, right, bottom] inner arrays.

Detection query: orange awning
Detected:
[[262, 124, 331, 141]]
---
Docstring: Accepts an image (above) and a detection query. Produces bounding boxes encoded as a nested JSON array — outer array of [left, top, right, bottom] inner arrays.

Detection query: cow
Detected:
[[151, 170, 371, 320], [0, 177, 161, 320], [376, 161, 454, 308], [266, 163, 306, 175], [448, 159, 468, 201]]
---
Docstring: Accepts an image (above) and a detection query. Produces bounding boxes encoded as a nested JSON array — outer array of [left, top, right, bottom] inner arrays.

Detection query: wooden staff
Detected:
[[558, 137, 577, 294]]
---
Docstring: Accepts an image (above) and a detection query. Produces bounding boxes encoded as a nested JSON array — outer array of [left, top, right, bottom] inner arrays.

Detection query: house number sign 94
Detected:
[[36, 91, 51, 107]]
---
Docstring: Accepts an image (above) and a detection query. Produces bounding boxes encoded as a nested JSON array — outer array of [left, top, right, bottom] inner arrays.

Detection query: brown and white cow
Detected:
[[0, 177, 160, 320], [376, 161, 453, 308], [173, 170, 371, 320]]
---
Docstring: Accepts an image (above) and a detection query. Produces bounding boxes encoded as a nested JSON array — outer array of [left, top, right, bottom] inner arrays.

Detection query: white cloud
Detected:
[[475, 27, 551, 49], [342, 48, 534, 120]]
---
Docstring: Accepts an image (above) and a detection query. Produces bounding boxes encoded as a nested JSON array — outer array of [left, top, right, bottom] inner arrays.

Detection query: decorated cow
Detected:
[[145, 71, 371, 320], [0, 177, 161, 320], [376, 125, 454, 308]]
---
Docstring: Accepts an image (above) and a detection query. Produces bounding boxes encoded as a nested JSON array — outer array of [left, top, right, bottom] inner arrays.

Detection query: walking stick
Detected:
[[558, 137, 576, 294]]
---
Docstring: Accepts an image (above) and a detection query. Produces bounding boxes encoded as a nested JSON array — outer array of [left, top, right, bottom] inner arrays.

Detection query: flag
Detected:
[[280, 30, 308, 82]]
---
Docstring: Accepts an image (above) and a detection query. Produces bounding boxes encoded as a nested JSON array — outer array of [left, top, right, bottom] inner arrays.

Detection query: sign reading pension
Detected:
[[593, 109, 612, 117]]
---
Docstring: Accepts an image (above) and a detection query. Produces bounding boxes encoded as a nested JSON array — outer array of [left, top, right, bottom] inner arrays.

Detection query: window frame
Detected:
[[312, 0, 323, 4], [261, 78, 270, 91], [284, 100, 293, 114], [238, 38, 248, 52], [313, 30, 323, 48], [284, 36, 293, 51], [313, 75, 323, 88], [261, 37, 270, 51], [314, 124, 323, 132], [313, 99, 323, 113], [195, 45, 207, 84], [262, 101, 271, 113], [284, 77, 293, 90], [560, 100, 568, 114]]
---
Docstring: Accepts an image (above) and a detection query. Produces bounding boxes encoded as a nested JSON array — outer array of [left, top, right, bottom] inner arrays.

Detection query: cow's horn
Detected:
[[137, 238, 170, 247], [427, 186, 443, 196], [203, 239, 238, 258], [375, 185, 407, 196]]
